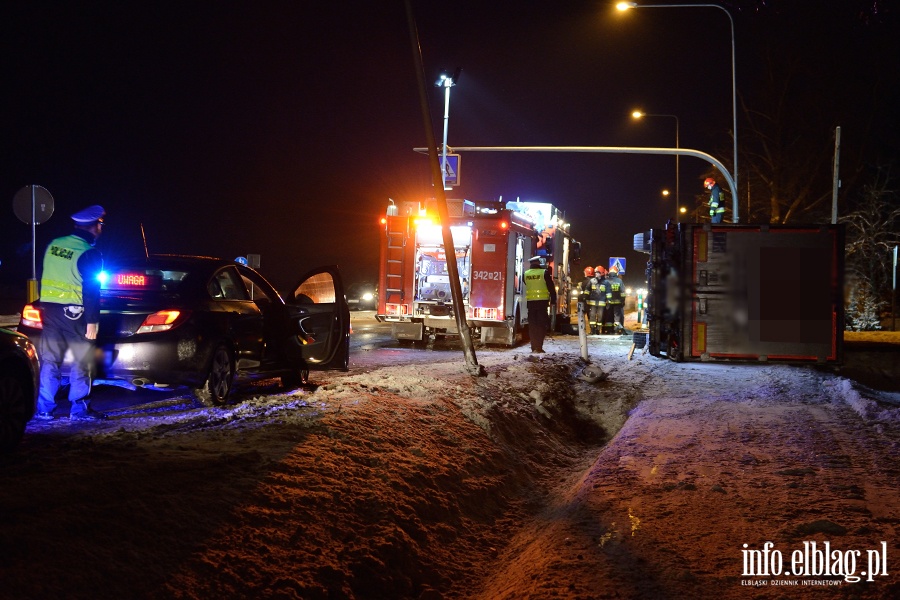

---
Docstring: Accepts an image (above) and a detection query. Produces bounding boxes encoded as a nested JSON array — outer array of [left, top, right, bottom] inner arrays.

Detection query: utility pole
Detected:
[[404, 0, 483, 376]]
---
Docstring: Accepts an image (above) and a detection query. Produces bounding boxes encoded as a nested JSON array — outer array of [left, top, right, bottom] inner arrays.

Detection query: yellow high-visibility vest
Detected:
[[40, 234, 91, 305], [524, 268, 550, 301]]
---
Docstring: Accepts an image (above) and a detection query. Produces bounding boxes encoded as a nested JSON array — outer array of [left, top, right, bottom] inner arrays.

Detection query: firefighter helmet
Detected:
[[704, 177, 716, 189], [595, 266, 607, 277], [584, 266, 594, 277], [609, 265, 619, 275]]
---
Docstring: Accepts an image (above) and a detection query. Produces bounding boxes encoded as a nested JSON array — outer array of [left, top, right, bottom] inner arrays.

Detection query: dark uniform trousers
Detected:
[[37, 303, 94, 415], [527, 299, 550, 352]]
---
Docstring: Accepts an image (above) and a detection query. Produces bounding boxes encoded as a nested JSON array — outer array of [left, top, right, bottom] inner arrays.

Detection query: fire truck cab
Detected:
[[376, 198, 579, 346]]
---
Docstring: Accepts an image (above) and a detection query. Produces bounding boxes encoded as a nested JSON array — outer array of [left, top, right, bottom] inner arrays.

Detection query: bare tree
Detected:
[[840, 164, 900, 327], [729, 0, 898, 225]]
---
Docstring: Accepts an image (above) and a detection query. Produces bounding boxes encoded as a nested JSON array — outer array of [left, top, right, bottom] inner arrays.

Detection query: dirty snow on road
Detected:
[[2, 334, 899, 599]]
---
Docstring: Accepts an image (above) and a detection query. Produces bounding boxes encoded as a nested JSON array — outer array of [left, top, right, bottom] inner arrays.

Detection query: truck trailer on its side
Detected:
[[635, 222, 844, 364]]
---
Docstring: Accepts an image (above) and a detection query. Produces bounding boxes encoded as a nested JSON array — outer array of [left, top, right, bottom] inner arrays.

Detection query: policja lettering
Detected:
[[50, 246, 75, 260], [524, 270, 544, 288]]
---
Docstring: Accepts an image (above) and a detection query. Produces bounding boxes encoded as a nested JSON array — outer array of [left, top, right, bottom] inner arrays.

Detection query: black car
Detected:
[[346, 282, 377, 311], [0, 327, 39, 452], [19, 255, 350, 404]]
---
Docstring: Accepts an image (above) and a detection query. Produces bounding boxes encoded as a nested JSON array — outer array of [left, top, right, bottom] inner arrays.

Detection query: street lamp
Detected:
[[618, 2, 738, 217], [633, 110, 680, 222], [435, 69, 460, 191]]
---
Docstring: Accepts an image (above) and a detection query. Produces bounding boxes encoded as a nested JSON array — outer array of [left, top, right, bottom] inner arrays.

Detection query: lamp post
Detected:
[[632, 110, 679, 222], [435, 69, 459, 191], [618, 2, 737, 218]]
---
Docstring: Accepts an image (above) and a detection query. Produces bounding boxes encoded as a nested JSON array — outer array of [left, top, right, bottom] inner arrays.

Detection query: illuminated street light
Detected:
[[633, 110, 680, 222], [619, 2, 738, 218], [435, 69, 460, 191]]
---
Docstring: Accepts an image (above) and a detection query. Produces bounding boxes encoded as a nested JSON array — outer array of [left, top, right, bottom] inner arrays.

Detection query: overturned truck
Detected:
[[635, 222, 844, 364]]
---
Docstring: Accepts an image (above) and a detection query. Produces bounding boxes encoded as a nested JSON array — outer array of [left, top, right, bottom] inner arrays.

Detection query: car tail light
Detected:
[[136, 310, 186, 334], [21, 304, 42, 329]]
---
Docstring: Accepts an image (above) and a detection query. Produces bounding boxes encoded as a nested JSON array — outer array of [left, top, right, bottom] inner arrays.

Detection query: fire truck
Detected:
[[376, 198, 580, 345], [635, 222, 844, 364]]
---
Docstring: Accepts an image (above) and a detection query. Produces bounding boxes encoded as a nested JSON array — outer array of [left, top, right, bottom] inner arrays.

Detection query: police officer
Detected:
[[524, 256, 557, 353], [605, 265, 626, 334], [34, 205, 108, 421], [705, 177, 725, 223]]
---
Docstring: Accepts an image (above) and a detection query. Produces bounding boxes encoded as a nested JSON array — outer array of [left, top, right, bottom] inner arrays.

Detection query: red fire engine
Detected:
[[376, 198, 580, 345]]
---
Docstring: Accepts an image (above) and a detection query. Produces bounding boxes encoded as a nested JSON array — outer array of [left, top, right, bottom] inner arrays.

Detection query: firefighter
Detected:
[[34, 205, 108, 421], [579, 266, 594, 306], [578, 266, 594, 332], [524, 256, 557, 353], [704, 177, 725, 223], [588, 265, 607, 335], [605, 265, 626, 334]]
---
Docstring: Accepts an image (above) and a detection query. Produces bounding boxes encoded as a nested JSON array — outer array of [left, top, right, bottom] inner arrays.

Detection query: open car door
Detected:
[[285, 266, 350, 371]]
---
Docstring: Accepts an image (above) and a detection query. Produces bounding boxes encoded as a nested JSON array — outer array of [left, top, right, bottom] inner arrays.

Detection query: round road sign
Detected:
[[13, 185, 55, 225]]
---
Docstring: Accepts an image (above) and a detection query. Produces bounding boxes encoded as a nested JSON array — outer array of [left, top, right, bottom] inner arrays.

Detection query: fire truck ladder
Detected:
[[384, 224, 407, 303]]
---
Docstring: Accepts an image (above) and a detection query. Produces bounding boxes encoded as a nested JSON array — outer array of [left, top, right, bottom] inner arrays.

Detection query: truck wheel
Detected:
[[667, 338, 682, 362]]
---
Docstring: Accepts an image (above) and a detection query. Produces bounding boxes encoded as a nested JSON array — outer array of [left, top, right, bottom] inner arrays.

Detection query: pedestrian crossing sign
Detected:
[[441, 154, 460, 188], [609, 257, 626, 274]]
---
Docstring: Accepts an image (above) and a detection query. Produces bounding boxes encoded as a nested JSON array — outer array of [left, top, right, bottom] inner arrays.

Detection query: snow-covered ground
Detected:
[[1, 330, 899, 599]]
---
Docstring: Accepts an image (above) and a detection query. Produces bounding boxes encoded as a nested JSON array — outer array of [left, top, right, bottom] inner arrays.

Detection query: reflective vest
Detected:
[[40, 234, 92, 305], [605, 276, 625, 304], [587, 277, 606, 306], [524, 268, 550, 301], [709, 185, 726, 215], [579, 277, 594, 303]]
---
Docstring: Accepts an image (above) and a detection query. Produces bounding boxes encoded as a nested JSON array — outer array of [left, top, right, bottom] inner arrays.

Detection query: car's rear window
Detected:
[[101, 268, 190, 293]]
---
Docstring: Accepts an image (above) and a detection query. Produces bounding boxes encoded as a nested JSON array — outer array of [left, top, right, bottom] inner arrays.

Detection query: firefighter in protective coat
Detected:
[[578, 266, 594, 308], [587, 265, 606, 335], [579, 266, 594, 334], [705, 177, 725, 223], [605, 265, 626, 334]]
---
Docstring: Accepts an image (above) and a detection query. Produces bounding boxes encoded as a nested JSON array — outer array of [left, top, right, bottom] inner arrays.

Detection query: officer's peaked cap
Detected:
[[71, 205, 106, 224]]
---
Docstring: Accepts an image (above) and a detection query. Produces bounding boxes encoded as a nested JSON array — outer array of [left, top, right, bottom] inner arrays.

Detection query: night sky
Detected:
[[2, 1, 897, 294]]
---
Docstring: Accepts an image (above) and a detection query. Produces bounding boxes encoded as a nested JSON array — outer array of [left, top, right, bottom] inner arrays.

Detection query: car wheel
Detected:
[[193, 345, 234, 405], [281, 369, 309, 389], [0, 366, 32, 453]]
